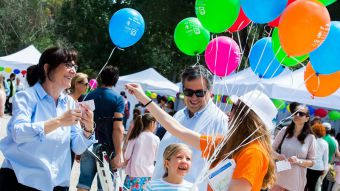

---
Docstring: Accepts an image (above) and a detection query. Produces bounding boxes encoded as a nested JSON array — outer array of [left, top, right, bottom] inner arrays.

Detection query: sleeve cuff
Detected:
[[33, 122, 46, 142]]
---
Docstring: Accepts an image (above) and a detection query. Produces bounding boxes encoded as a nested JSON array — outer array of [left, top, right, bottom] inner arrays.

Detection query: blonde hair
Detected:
[[69, 73, 88, 93], [162, 143, 192, 178], [215, 102, 276, 189]]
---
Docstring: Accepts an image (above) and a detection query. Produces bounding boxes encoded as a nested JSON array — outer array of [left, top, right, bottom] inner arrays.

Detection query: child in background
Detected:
[[145, 143, 198, 191], [123, 113, 160, 190]]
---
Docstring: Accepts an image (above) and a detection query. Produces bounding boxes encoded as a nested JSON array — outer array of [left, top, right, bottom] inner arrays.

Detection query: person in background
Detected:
[[121, 91, 130, 130], [332, 133, 340, 191], [271, 104, 316, 191], [77, 66, 125, 191], [68, 72, 89, 165], [306, 124, 328, 191], [123, 113, 160, 190], [145, 143, 197, 191], [0, 74, 6, 117], [311, 116, 323, 126], [69, 73, 88, 102], [0, 47, 95, 191], [124, 108, 142, 147], [5, 73, 16, 114], [151, 66, 228, 190], [15, 78, 24, 92], [126, 83, 277, 191], [165, 100, 175, 116], [321, 122, 338, 191]]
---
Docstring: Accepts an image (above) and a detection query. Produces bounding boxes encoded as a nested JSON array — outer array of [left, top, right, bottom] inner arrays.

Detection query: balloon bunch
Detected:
[[147, 90, 175, 102], [173, 0, 339, 97], [0, 67, 27, 77]]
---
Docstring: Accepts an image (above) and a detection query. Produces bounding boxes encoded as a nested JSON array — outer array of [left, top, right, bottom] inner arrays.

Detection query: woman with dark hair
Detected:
[[126, 83, 277, 191], [0, 47, 95, 191], [271, 104, 316, 191]]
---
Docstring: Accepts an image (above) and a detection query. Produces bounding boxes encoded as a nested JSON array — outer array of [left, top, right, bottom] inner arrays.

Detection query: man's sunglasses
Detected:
[[183, 89, 207, 97], [294, 111, 308, 117]]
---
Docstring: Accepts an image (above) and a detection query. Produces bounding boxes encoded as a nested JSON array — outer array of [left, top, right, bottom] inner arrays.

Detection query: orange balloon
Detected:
[[278, 0, 330, 56], [304, 62, 340, 97]]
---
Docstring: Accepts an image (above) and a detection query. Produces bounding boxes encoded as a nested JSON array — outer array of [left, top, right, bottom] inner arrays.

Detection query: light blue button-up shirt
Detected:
[[152, 99, 228, 190], [0, 82, 95, 191]]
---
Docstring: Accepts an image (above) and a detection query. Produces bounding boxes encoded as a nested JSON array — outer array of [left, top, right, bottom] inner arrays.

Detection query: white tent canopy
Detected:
[[213, 67, 340, 110], [0, 45, 40, 79], [116, 68, 179, 97]]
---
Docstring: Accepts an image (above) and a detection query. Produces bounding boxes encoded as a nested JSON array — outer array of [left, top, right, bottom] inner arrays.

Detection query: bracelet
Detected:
[[143, 100, 153, 107]]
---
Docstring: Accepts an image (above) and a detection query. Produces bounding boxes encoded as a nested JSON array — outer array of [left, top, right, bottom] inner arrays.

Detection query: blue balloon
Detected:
[[307, 106, 315, 116], [310, 21, 340, 75], [13, 69, 20, 74], [241, 0, 287, 24], [249, 37, 285, 78], [109, 8, 145, 48]]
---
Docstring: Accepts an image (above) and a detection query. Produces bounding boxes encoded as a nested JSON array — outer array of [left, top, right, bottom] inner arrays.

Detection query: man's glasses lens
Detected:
[[183, 89, 206, 97]]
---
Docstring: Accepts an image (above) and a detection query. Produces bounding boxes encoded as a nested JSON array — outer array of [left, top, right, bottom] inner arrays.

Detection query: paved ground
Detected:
[[0, 114, 97, 191]]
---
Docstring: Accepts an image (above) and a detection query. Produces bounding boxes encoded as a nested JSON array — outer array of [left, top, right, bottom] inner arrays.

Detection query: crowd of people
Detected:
[[0, 47, 339, 191]]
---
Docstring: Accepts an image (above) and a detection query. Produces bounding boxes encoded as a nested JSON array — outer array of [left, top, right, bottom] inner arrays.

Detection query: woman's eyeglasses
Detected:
[[64, 62, 78, 71], [294, 111, 308, 117], [183, 89, 207, 97]]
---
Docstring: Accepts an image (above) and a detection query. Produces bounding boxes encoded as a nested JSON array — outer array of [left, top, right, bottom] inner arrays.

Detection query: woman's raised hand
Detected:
[[125, 83, 150, 105], [79, 104, 94, 132], [58, 109, 82, 127]]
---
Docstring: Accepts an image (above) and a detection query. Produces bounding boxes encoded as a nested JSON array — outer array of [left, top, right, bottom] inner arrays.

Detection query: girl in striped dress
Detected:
[[145, 143, 198, 191]]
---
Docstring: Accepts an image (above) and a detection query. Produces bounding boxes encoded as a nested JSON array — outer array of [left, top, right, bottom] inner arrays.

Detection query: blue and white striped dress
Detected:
[[145, 178, 198, 191]]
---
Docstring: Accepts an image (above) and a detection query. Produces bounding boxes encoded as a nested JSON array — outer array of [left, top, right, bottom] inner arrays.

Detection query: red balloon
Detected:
[[228, 8, 251, 32], [268, 0, 296, 27], [314, 108, 328, 118]]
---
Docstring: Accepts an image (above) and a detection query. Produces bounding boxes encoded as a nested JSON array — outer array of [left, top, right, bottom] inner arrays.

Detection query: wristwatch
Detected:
[[298, 159, 303, 165]]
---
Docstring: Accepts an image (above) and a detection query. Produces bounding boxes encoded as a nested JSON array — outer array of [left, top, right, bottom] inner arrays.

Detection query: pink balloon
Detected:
[[89, 79, 97, 89], [205, 36, 241, 77], [228, 8, 251, 32]]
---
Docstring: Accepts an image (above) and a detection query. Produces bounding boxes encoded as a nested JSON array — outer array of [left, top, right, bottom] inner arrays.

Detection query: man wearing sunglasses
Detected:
[[152, 65, 228, 190]]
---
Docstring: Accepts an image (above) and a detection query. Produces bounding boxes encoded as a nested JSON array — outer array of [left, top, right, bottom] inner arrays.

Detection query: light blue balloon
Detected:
[[249, 37, 285, 78], [310, 21, 340, 75], [241, 0, 287, 24], [109, 8, 145, 48]]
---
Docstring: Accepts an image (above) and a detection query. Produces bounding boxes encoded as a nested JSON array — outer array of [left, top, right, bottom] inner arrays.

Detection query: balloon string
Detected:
[[82, 46, 118, 101]]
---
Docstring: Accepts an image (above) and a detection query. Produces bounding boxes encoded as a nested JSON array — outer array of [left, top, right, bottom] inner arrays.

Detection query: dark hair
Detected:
[[132, 108, 141, 120], [167, 100, 174, 109], [181, 65, 213, 90], [26, 65, 39, 87], [30, 47, 78, 85], [289, 102, 300, 113], [128, 113, 156, 140], [10, 73, 16, 79], [160, 96, 167, 103], [286, 105, 312, 144], [120, 91, 127, 98], [100, 66, 119, 86]]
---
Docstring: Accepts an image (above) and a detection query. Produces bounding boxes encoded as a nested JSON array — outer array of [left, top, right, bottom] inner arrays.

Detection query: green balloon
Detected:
[[145, 90, 152, 98], [318, 0, 336, 6], [0, 66, 4, 71], [174, 17, 210, 56], [272, 28, 309, 67], [328, 110, 340, 121], [272, 99, 286, 110], [195, 0, 240, 33]]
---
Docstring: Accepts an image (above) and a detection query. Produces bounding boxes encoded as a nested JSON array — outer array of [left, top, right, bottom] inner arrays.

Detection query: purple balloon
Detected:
[[205, 36, 241, 77]]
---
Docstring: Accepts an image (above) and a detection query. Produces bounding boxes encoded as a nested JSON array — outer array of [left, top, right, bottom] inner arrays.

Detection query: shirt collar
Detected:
[[34, 82, 68, 104], [184, 99, 213, 118]]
